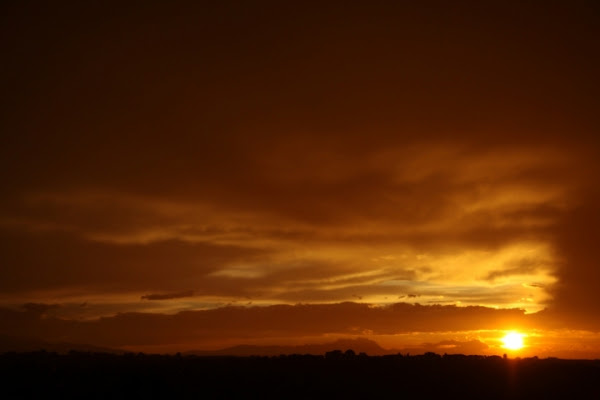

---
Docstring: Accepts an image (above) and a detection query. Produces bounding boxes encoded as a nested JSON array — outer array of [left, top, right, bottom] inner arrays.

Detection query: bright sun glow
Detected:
[[502, 331, 525, 350]]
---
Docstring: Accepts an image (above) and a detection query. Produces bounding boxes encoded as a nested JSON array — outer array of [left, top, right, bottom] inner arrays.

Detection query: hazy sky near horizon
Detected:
[[1, 1, 599, 356]]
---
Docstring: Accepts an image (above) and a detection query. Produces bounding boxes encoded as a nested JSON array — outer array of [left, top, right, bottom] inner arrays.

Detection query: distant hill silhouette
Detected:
[[186, 337, 388, 356], [0, 334, 122, 354]]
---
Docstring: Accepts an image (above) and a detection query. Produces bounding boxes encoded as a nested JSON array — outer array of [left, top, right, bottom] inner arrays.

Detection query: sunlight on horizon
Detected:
[[502, 331, 526, 351]]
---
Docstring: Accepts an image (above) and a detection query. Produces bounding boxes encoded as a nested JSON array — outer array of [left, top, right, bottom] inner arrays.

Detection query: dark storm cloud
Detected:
[[549, 189, 600, 325]]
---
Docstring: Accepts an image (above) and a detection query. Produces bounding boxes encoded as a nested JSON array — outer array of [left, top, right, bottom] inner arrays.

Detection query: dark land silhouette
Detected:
[[1, 350, 599, 399]]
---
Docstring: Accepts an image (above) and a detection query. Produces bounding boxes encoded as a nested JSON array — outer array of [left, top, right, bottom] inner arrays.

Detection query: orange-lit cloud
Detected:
[[0, 145, 573, 314]]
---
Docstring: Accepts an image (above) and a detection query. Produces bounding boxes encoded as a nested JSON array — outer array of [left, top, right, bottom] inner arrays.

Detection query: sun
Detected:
[[501, 331, 525, 350]]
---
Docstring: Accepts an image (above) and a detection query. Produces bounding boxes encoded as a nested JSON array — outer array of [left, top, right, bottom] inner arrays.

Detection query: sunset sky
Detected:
[[1, 1, 599, 358]]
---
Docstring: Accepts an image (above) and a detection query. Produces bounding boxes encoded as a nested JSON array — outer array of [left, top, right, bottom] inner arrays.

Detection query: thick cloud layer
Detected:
[[0, 302, 530, 347], [1, 1, 599, 349]]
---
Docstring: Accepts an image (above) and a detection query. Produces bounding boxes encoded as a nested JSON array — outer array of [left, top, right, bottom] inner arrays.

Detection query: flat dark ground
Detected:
[[1, 351, 599, 399]]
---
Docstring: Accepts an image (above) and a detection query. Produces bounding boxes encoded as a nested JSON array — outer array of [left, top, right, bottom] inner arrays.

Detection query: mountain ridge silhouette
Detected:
[[185, 337, 390, 356]]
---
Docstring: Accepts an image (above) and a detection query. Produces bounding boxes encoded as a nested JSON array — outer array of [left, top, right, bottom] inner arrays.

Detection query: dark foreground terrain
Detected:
[[1, 351, 599, 399]]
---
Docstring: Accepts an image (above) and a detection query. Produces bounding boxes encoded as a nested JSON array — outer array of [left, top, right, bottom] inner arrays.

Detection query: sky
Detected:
[[1, 1, 599, 358]]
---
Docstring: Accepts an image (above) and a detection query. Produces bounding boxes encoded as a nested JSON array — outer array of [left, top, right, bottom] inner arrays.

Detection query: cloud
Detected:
[[0, 0, 598, 336], [548, 188, 600, 326], [141, 291, 195, 301], [22, 303, 60, 316], [485, 258, 547, 281], [0, 302, 535, 349], [399, 339, 489, 356], [0, 145, 570, 313]]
